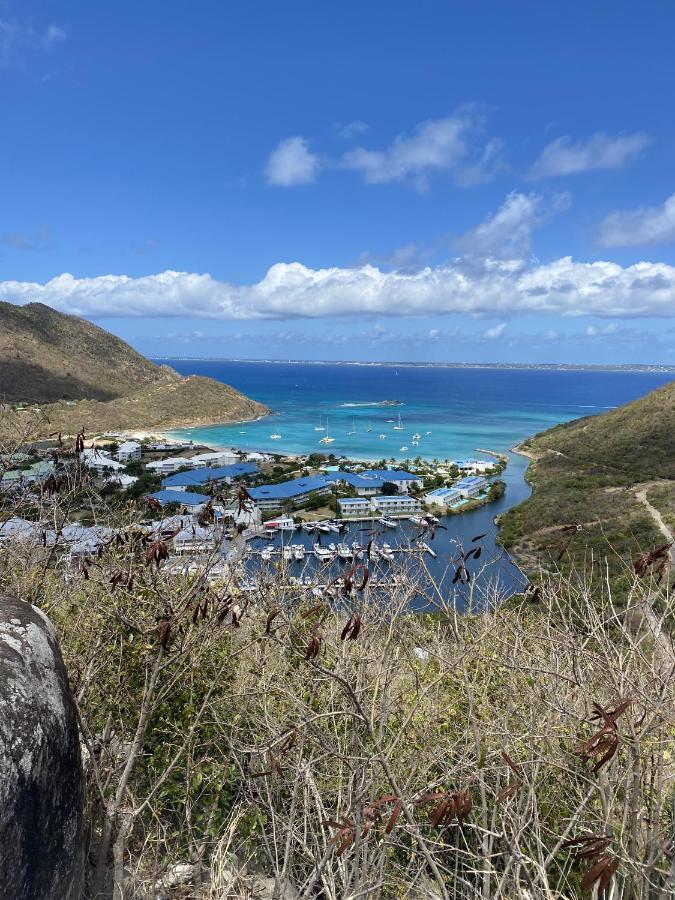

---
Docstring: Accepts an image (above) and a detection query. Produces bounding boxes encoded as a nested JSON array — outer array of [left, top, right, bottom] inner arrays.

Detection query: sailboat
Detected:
[[393, 413, 404, 431], [366, 421, 373, 433], [314, 417, 325, 432], [347, 419, 356, 435], [319, 418, 335, 444]]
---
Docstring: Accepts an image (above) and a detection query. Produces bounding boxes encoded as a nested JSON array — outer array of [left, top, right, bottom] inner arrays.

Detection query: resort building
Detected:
[[105, 473, 138, 488], [337, 497, 373, 518], [161, 462, 258, 492], [185, 450, 240, 468], [116, 441, 142, 462], [248, 474, 333, 511], [80, 449, 125, 476], [148, 489, 210, 510], [454, 476, 488, 498], [145, 457, 189, 475], [424, 486, 463, 508], [454, 459, 496, 475], [371, 495, 423, 516], [357, 469, 424, 493]]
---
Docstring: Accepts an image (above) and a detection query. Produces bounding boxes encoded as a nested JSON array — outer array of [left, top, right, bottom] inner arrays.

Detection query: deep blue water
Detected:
[[156, 360, 673, 609]]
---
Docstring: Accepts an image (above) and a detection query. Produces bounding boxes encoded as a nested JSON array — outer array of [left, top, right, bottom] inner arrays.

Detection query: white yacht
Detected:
[[351, 541, 363, 559], [319, 419, 335, 444], [292, 544, 305, 561], [393, 414, 404, 431], [282, 546, 293, 561], [378, 516, 397, 528], [380, 543, 395, 561], [270, 433, 282, 440], [400, 446, 408, 452], [261, 546, 273, 561], [408, 515, 425, 526], [337, 542, 352, 560], [378, 434, 386, 439], [315, 546, 333, 562], [412, 432, 421, 441]]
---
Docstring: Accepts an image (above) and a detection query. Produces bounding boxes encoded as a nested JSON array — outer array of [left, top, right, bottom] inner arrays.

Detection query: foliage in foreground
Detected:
[[1, 416, 674, 899]]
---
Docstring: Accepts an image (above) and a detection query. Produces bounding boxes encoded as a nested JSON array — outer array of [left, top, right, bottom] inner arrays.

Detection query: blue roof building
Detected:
[[149, 490, 210, 508], [161, 462, 257, 490], [248, 475, 333, 509]]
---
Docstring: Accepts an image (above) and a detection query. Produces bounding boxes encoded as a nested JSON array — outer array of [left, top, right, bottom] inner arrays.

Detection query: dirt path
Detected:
[[633, 482, 675, 564]]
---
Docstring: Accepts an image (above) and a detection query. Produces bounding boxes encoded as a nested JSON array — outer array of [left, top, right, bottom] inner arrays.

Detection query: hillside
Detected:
[[499, 380, 675, 591], [0, 301, 269, 434], [0, 301, 176, 402]]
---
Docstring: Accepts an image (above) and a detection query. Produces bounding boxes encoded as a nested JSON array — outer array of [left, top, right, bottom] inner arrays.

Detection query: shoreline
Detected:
[[151, 357, 675, 375]]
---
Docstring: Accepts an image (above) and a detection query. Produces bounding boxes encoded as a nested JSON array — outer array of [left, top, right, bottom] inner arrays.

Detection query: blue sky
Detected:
[[2, 0, 675, 364]]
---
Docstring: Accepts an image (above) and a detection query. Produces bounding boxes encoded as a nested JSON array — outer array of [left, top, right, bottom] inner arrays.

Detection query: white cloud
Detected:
[[530, 132, 648, 179], [0, 18, 66, 65], [264, 136, 320, 186], [456, 191, 569, 258], [4, 255, 675, 321], [335, 120, 368, 140], [483, 322, 507, 339], [341, 112, 503, 188], [597, 191, 675, 247]]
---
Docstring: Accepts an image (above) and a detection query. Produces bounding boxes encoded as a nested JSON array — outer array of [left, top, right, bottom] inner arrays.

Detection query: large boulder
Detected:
[[0, 594, 85, 899]]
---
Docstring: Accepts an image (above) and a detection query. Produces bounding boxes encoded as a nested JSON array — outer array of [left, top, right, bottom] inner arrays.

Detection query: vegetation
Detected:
[[499, 380, 675, 596], [0, 302, 269, 436]]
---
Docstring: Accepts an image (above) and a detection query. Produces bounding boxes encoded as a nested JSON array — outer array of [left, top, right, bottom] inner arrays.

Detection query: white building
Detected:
[[371, 495, 422, 516], [186, 450, 239, 468], [116, 441, 142, 462], [146, 457, 189, 475], [105, 473, 138, 488], [81, 449, 125, 476], [338, 497, 373, 519]]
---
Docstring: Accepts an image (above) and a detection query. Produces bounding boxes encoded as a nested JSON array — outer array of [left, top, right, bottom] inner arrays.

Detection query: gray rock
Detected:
[[0, 594, 85, 899]]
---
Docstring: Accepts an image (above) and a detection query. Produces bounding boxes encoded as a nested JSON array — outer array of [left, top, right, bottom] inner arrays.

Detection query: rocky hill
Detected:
[[499, 380, 675, 590], [0, 302, 268, 434]]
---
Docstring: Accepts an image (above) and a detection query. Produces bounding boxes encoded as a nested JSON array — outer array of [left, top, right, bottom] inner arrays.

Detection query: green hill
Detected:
[[499, 380, 675, 591], [0, 301, 269, 434]]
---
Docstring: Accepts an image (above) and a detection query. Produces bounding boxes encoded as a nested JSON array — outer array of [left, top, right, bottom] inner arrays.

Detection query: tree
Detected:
[[380, 481, 399, 496]]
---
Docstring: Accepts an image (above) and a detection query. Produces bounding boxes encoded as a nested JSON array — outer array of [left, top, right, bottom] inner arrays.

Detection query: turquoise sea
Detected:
[[158, 360, 674, 608]]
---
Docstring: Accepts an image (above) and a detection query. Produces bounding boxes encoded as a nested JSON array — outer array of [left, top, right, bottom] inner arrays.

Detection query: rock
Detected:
[[0, 594, 85, 899]]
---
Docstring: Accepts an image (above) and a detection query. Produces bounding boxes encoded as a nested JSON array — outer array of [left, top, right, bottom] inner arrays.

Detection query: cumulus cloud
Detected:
[[597, 192, 675, 247], [264, 136, 321, 186], [341, 112, 503, 188], [455, 191, 569, 258], [3, 255, 675, 321], [530, 132, 648, 179]]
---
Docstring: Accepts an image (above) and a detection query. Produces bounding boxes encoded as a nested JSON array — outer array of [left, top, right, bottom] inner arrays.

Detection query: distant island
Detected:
[[153, 356, 675, 374]]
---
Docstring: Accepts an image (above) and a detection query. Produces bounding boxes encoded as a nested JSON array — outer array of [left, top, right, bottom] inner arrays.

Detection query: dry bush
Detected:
[[1, 418, 674, 899]]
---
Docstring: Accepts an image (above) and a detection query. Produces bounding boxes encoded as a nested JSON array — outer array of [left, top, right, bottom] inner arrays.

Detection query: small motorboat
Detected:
[[378, 516, 397, 529], [270, 433, 282, 440]]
